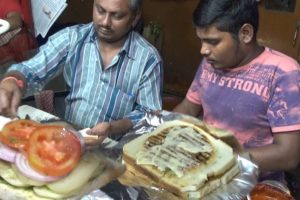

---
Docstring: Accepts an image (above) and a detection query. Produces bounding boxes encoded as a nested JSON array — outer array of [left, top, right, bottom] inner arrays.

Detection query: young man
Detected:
[[174, 0, 300, 182], [0, 0, 163, 143]]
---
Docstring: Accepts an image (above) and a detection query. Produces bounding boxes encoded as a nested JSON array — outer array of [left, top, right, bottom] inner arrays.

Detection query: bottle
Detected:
[[248, 180, 295, 200]]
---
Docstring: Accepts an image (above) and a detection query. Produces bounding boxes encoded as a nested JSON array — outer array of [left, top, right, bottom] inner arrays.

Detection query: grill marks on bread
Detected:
[[145, 128, 169, 147], [137, 126, 214, 177]]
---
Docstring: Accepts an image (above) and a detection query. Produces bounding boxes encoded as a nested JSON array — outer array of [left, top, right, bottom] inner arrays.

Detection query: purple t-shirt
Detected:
[[187, 47, 300, 181]]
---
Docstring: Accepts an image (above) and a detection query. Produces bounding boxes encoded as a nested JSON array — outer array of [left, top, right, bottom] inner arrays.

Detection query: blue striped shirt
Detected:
[[9, 23, 163, 128]]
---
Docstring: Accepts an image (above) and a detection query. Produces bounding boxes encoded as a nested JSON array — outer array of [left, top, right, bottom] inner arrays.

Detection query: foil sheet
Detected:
[[17, 105, 259, 200]]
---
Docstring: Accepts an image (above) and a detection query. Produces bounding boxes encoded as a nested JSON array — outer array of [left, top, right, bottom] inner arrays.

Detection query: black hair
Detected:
[[192, 0, 259, 37], [130, 0, 143, 12]]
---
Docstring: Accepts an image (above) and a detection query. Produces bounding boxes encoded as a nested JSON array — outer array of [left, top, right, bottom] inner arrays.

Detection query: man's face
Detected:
[[196, 25, 245, 69], [93, 0, 137, 43]]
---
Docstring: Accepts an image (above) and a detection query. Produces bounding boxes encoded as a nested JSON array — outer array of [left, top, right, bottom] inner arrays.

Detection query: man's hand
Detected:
[[85, 122, 112, 146], [0, 78, 23, 117], [84, 119, 133, 148]]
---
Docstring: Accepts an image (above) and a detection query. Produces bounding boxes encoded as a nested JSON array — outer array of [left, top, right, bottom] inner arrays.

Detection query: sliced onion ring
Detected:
[[66, 128, 85, 154], [15, 153, 63, 182], [0, 142, 17, 162]]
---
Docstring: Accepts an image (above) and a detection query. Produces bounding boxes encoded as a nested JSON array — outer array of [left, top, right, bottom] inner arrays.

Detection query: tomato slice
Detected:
[[27, 125, 82, 177], [0, 119, 40, 150]]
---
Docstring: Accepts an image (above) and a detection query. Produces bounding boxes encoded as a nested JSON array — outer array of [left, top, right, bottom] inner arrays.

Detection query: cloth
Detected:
[[0, 0, 22, 47], [186, 47, 300, 181], [0, 0, 22, 19], [0, 28, 21, 46], [34, 90, 55, 115], [9, 23, 163, 128], [0, 0, 36, 63]]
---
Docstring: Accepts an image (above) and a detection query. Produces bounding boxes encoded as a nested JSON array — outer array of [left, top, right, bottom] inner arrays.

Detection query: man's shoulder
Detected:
[[63, 23, 93, 34], [259, 47, 299, 71], [49, 23, 93, 44], [130, 32, 161, 56]]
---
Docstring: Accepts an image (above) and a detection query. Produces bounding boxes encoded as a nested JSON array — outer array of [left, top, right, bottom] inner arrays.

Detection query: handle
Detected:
[[293, 27, 298, 47]]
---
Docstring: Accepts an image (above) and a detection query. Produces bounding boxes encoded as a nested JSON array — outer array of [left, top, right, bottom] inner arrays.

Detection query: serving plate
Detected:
[[0, 19, 10, 35]]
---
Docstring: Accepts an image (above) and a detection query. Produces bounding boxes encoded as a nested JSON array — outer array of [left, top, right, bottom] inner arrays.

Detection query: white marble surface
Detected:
[[0, 19, 10, 34]]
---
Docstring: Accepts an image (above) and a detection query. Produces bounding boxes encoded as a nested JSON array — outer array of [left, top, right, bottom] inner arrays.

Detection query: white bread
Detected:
[[122, 120, 239, 199], [0, 151, 125, 200], [179, 117, 243, 152]]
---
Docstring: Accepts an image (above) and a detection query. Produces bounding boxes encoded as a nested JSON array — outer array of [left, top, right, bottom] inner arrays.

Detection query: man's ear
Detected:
[[238, 24, 254, 44]]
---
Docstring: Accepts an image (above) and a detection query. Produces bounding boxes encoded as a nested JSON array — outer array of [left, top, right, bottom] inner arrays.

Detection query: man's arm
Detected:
[[173, 97, 203, 117], [249, 131, 300, 172], [124, 60, 163, 126]]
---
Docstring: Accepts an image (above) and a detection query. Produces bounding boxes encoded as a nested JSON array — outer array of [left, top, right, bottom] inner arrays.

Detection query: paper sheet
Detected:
[[30, 0, 67, 37]]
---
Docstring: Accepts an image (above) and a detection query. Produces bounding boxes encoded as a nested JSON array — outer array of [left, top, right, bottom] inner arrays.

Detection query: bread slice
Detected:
[[122, 120, 239, 199], [204, 124, 243, 152], [179, 117, 243, 152]]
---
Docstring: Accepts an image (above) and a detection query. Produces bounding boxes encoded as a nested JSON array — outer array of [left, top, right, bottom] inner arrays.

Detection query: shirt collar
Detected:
[[122, 31, 136, 60]]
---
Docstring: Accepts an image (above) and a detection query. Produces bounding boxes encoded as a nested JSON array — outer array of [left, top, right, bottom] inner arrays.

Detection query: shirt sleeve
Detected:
[[124, 58, 163, 125], [186, 61, 204, 105], [7, 28, 71, 97], [267, 70, 300, 133]]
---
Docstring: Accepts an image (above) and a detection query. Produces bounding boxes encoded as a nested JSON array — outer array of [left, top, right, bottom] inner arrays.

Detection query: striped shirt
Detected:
[[9, 23, 163, 128]]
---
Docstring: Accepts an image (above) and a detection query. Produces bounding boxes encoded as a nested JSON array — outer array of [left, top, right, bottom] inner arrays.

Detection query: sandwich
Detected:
[[121, 120, 240, 199], [0, 117, 125, 200]]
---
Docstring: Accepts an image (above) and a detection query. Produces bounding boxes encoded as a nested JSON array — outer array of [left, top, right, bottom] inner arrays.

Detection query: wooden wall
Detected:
[[258, 3, 300, 59], [56, 0, 300, 97]]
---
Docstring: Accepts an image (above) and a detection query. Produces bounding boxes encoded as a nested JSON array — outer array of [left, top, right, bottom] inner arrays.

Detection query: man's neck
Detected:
[[98, 36, 127, 69], [239, 43, 264, 67]]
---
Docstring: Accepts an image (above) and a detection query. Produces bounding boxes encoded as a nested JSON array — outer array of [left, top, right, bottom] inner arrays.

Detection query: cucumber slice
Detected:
[[11, 164, 45, 186], [0, 161, 30, 187], [47, 151, 101, 194], [33, 186, 74, 199]]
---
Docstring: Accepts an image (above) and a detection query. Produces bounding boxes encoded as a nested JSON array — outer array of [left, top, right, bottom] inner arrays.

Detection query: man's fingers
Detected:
[[84, 136, 106, 148], [10, 90, 22, 115], [0, 86, 22, 117], [0, 88, 12, 115]]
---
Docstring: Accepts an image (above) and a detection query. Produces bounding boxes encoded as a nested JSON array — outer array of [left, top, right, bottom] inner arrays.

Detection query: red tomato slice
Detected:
[[27, 125, 82, 177], [0, 119, 40, 150]]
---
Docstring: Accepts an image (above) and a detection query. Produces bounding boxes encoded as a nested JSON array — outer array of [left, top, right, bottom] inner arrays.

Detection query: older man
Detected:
[[0, 0, 163, 142]]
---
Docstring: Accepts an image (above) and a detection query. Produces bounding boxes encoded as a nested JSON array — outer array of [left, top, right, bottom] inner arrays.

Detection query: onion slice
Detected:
[[68, 128, 85, 154], [0, 142, 17, 162], [15, 153, 63, 182]]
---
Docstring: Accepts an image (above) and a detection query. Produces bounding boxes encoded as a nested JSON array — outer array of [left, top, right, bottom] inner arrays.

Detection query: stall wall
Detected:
[[56, 0, 300, 97]]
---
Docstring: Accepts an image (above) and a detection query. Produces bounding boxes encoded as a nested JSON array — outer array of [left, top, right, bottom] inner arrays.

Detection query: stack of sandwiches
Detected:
[[122, 120, 240, 199]]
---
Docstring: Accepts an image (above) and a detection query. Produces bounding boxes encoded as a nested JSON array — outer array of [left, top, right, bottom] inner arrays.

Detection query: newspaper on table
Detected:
[[30, 0, 67, 38]]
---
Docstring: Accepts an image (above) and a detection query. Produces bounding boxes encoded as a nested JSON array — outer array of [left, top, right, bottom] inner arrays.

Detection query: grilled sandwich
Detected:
[[122, 120, 240, 199]]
